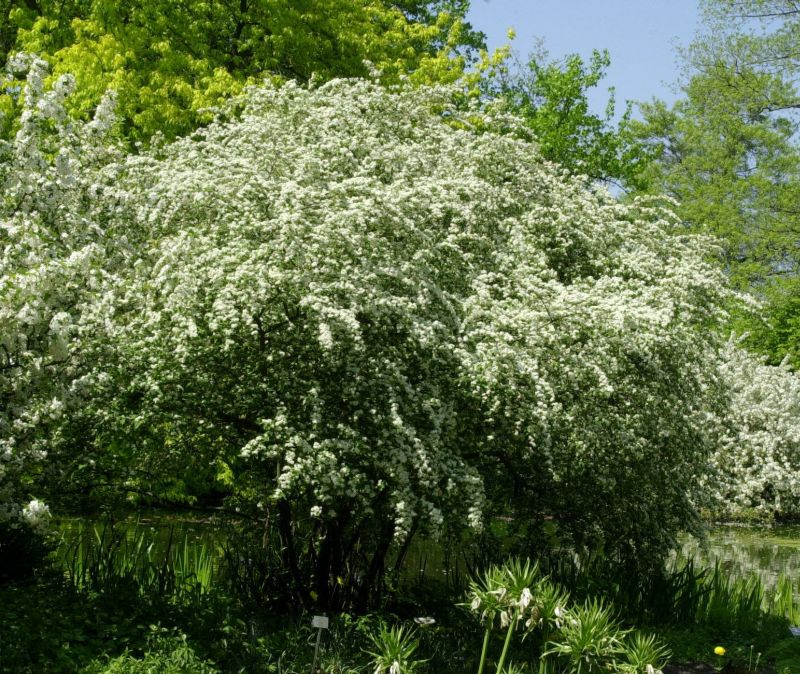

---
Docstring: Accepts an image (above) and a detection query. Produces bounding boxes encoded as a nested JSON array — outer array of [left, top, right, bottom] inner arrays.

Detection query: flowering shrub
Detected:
[[0, 54, 119, 541], [10, 54, 787, 597], [48, 75, 736, 604], [703, 340, 800, 519]]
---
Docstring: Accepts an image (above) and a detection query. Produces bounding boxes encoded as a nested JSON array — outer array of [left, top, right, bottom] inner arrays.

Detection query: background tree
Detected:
[[633, 0, 800, 366], [1, 0, 481, 143], [487, 45, 654, 190], [393, 0, 485, 52]]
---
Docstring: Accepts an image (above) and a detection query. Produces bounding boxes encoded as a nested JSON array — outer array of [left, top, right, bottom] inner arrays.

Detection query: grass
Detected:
[[4, 519, 800, 673], [58, 522, 215, 601]]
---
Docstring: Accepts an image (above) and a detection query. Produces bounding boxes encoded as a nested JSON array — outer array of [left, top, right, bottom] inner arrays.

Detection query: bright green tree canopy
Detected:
[[491, 47, 654, 190], [2, 0, 480, 143], [632, 0, 800, 366]]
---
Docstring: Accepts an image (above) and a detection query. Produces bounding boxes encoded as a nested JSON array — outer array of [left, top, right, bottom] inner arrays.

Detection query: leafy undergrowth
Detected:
[[4, 551, 800, 674], [0, 574, 460, 673], [0, 572, 279, 674]]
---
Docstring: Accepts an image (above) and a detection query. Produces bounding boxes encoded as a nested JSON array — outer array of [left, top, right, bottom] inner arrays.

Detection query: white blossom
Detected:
[[22, 499, 50, 529], [0, 55, 120, 526], [702, 338, 800, 519], [4, 68, 779, 563]]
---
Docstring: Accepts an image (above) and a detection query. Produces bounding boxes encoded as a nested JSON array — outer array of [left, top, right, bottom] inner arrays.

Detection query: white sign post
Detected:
[[310, 615, 329, 673]]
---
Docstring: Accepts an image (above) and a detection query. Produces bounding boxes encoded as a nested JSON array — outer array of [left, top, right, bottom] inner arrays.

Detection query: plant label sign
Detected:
[[312, 615, 329, 630]]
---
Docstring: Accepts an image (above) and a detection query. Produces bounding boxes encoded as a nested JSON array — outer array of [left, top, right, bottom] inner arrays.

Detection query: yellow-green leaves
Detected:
[[5, 0, 477, 144]]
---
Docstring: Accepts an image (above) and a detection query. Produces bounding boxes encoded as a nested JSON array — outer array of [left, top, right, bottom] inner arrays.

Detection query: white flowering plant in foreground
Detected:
[[466, 559, 669, 674], [0, 54, 119, 534], [46, 74, 740, 606]]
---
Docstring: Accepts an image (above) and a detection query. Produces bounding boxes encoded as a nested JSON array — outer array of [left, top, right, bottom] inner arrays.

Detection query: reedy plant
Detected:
[[59, 522, 214, 601], [769, 574, 800, 625], [619, 632, 670, 674]]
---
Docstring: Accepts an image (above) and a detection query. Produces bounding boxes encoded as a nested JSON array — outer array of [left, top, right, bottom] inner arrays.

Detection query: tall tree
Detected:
[[633, 0, 800, 365], [484, 44, 654, 190], [1, 0, 480, 143]]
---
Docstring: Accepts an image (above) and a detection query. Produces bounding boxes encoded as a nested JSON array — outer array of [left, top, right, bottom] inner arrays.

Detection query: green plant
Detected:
[[542, 599, 627, 674], [747, 644, 762, 673], [620, 632, 670, 674], [83, 628, 218, 673], [531, 578, 572, 634], [766, 635, 800, 674], [365, 624, 424, 674]]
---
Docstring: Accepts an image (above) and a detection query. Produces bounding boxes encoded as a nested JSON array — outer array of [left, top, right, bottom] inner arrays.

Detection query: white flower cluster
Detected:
[[703, 339, 800, 518], [68, 76, 731, 555], [0, 55, 120, 527], [22, 498, 50, 530]]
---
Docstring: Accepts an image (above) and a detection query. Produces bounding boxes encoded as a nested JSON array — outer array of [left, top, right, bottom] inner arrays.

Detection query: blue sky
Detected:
[[465, 0, 703, 117]]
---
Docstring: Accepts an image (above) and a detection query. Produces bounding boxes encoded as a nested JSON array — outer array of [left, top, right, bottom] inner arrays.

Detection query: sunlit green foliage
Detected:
[[491, 47, 654, 189], [633, 0, 800, 366], [1, 0, 479, 143]]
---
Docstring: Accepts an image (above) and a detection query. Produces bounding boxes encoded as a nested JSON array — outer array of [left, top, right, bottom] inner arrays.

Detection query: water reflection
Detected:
[[677, 524, 800, 590]]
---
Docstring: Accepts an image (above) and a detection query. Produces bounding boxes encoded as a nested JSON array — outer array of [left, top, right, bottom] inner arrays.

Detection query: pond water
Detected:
[[56, 512, 226, 549], [677, 524, 800, 589]]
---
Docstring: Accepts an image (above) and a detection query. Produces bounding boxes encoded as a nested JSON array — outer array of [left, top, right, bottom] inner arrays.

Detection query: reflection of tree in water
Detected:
[[675, 525, 800, 591]]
